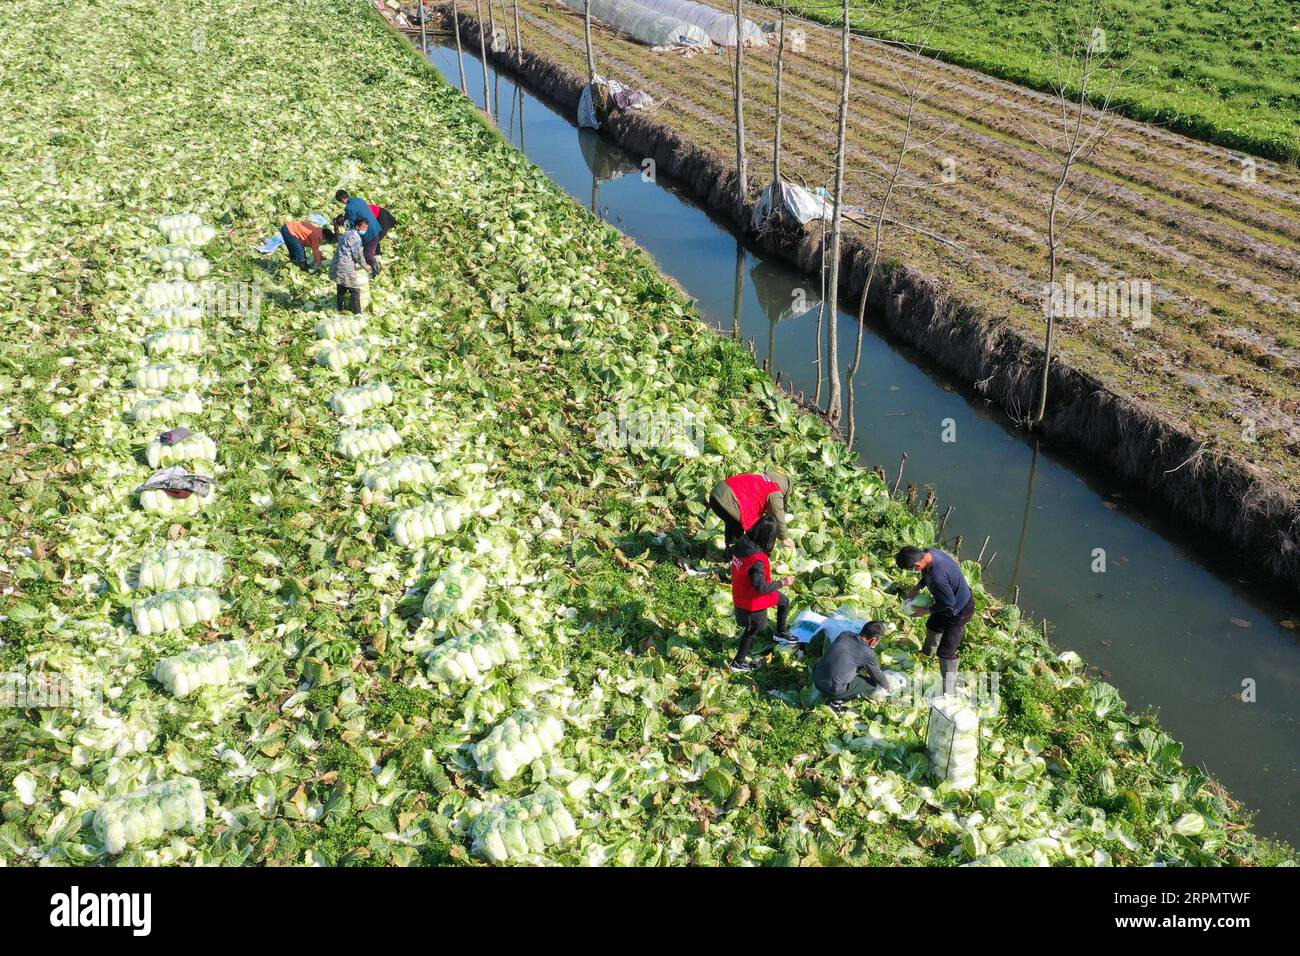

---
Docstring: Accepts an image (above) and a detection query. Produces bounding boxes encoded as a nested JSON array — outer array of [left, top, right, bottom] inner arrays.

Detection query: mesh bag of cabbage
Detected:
[[92, 777, 206, 855], [926, 694, 979, 790]]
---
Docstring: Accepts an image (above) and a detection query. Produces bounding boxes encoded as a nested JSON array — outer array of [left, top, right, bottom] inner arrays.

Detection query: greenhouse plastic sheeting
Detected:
[[630, 0, 767, 46], [559, 0, 712, 48]]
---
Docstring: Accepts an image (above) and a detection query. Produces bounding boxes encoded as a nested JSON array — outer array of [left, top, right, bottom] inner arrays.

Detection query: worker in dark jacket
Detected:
[[897, 545, 974, 695], [707, 471, 792, 558], [812, 621, 892, 704], [728, 517, 793, 673], [335, 189, 385, 274]]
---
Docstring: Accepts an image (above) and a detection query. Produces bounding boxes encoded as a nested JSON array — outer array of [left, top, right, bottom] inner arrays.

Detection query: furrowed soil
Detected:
[[763, 0, 1300, 164], [444, 0, 1300, 589]]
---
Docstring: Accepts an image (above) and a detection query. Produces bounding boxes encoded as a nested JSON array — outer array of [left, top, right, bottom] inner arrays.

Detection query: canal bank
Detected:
[[460, 10, 1300, 601], [402, 30, 1299, 842]]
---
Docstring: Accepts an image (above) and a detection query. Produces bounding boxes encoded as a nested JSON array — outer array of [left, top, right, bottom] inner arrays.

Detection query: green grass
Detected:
[[764, 0, 1300, 162]]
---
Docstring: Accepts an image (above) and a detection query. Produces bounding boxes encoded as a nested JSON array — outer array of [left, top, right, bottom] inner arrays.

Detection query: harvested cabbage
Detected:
[[93, 777, 206, 855], [153, 640, 247, 698], [131, 587, 221, 635]]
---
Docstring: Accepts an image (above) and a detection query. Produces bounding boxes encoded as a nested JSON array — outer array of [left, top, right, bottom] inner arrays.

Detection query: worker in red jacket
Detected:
[[708, 470, 792, 558], [729, 517, 794, 672]]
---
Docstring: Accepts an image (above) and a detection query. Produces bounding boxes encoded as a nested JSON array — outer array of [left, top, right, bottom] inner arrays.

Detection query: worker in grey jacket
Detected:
[[329, 216, 371, 314], [812, 621, 892, 704]]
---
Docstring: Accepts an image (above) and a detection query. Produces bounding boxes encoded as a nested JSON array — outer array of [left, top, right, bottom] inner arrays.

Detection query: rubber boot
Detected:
[[940, 657, 960, 697], [921, 630, 941, 656]]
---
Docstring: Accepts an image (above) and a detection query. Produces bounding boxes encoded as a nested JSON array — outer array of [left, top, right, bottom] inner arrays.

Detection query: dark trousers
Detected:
[[733, 593, 789, 662], [708, 493, 746, 556], [281, 226, 307, 266], [362, 235, 381, 272], [816, 675, 874, 701], [336, 284, 361, 314], [926, 596, 976, 661]]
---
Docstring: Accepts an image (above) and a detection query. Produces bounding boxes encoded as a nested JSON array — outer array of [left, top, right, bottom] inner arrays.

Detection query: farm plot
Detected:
[[761, 0, 1300, 163], [485, 0, 1300, 498], [0, 0, 1290, 865]]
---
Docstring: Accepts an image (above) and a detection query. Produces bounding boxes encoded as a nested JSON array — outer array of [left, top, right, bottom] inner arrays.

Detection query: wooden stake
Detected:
[[938, 505, 954, 536], [891, 451, 907, 496]]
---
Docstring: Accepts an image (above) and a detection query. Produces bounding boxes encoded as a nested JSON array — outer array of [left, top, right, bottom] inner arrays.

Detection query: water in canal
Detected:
[[424, 43, 1298, 843]]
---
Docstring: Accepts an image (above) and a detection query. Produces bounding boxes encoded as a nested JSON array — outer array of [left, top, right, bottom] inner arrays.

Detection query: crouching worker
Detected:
[[280, 220, 335, 271], [329, 216, 371, 314], [729, 517, 794, 673], [707, 470, 793, 559], [897, 545, 974, 695], [812, 621, 892, 705]]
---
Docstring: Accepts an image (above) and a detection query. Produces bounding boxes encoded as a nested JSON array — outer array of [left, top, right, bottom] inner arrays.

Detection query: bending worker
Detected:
[[335, 189, 385, 274], [279, 219, 335, 271], [729, 517, 793, 672], [812, 621, 892, 705], [707, 470, 792, 558], [896, 545, 974, 695]]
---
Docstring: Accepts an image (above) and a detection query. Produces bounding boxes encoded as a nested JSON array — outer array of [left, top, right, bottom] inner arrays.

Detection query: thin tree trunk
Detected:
[[733, 239, 744, 340], [733, 0, 748, 217], [493, 53, 501, 118], [824, 0, 851, 429], [584, 0, 596, 81], [475, 0, 492, 120], [487, 0, 498, 53], [768, 10, 785, 230], [847, 108, 912, 447], [452, 0, 468, 95], [814, 211, 826, 407], [513, 0, 523, 62], [772, 12, 785, 190]]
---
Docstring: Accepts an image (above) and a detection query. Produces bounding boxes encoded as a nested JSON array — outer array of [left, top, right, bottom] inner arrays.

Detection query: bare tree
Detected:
[[475, 0, 492, 121], [584, 0, 597, 81], [487, 0, 498, 53], [733, 0, 748, 217], [769, 9, 786, 224], [846, 6, 953, 447], [513, 0, 523, 62], [1030, 2, 1126, 425], [822, 0, 852, 429], [814, 209, 827, 407], [452, 0, 468, 94]]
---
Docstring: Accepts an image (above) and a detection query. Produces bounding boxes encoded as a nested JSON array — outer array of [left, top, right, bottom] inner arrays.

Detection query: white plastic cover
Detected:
[[750, 180, 833, 230], [560, 0, 713, 48], [578, 84, 601, 129], [631, 0, 766, 46]]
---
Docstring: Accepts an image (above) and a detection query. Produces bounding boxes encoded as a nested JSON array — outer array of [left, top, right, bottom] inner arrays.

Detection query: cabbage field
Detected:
[[0, 0, 1291, 866]]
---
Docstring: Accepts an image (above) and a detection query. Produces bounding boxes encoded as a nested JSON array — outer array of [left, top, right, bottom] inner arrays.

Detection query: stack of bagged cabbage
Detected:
[[138, 547, 225, 590], [421, 561, 488, 621], [131, 586, 221, 635], [328, 380, 394, 417], [362, 453, 439, 495], [390, 489, 502, 547], [423, 624, 525, 687], [470, 786, 579, 862], [153, 640, 248, 698], [336, 421, 402, 460], [473, 709, 565, 781], [93, 777, 206, 854], [927, 695, 979, 789]]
